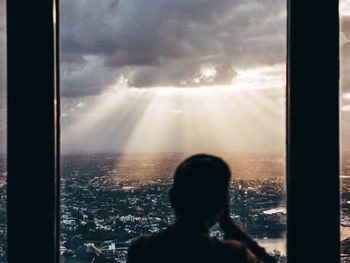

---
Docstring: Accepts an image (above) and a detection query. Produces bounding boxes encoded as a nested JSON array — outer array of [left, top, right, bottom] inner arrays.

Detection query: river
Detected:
[[257, 238, 286, 256]]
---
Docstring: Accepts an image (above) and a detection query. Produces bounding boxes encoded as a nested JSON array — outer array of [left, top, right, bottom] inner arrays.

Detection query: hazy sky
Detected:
[[60, 0, 286, 154], [0, 0, 349, 154], [341, 0, 350, 151], [0, 0, 6, 155]]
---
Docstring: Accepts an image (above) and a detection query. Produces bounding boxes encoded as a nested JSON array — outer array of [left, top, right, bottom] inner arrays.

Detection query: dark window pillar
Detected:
[[7, 1, 58, 263], [6, 0, 341, 262], [288, 1, 340, 262]]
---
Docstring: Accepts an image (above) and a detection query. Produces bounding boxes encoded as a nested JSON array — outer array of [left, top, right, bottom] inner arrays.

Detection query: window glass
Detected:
[[60, 1, 287, 262], [340, 0, 350, 260], [0, 0, 6, 261]]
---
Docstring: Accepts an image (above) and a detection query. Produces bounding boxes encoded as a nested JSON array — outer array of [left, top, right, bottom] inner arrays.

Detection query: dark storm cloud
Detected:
[[341, 15, 350, 152], [60, 0, 286, 96], [60, 55, 121, 97], [60, 0, 121, 55], [0, 0, 6, 108], [0, 0, 6, 155], [0, 0, 5, 32], [341, 16, 350, 93]]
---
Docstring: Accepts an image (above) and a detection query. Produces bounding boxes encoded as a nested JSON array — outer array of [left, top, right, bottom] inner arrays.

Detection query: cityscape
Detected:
[[2, 151, 350, 262], [14, 151, 350, 262], [340, 152, 350, 263], [59, 153, 287, 263], [0, 156, 6, 263]]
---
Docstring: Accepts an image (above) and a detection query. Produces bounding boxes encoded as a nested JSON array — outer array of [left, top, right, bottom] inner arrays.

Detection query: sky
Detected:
[[0, 0, 349, 154], [0, 0, 6, 155], [59, 0, 286, 154], [340, 0, 350, 151]]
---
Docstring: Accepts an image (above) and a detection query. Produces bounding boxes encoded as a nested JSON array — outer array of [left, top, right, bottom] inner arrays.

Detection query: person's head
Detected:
[[169, 154, 231, 226]]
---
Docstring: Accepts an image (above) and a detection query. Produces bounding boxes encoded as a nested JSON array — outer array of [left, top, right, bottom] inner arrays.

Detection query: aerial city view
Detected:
[[58, 0, 287, 262], [340, 152, 350, 262], [59, 153, 287, 263], [340, 1, 350, 262], [0, 157, 6, 263], [0, 0, 349, 262]]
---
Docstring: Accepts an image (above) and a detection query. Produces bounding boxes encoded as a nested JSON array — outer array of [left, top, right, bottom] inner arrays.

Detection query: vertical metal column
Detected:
[[6, 0, 341, 262], [7, 1, 58, 263], [288, 1, 340, 262]]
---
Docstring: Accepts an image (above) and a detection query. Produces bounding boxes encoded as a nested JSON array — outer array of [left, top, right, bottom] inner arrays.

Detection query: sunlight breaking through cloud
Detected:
[[61, 85, 285, 154]]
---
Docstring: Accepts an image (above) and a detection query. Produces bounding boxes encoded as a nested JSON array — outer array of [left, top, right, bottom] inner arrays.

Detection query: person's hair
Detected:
[[169, 153, 231, 223]]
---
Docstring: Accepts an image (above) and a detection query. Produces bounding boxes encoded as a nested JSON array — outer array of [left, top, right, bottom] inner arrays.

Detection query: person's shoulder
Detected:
[[128, 230, 170, 253], [129, 234, 153, 252], [127, 235, 152, 263], [127, 231, 171, 263], [216, 239, 267, 263]]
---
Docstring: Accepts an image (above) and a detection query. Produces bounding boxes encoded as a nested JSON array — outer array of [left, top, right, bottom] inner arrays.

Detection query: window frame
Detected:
[[287, 1, 340, 262], [6, 0, 340, 262], [7, 1, 58, 263]]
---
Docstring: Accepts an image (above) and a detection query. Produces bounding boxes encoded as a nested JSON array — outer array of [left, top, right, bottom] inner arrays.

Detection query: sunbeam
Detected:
[[61, 64, 286, 155]]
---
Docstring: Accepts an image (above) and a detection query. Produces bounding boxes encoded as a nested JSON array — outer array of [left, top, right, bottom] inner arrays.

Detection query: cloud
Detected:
[[341, 13, 350, 151], [60, 55, 122, 97], [341, 16, 350, 94], [60, 0, 286, 96], [0, 0, 6, 108], [0, 0, 6, 155], [340, 0, 350, 16]]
